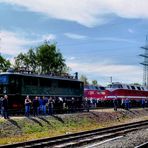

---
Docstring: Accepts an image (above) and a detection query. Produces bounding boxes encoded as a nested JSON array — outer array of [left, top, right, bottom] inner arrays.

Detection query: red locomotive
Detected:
[[84, 85, 106, 100], [84, 83, 148, 107], [105, 82, 148, 105]]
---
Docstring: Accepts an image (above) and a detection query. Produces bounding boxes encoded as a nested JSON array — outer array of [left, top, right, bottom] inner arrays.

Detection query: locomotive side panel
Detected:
[[0, 73, 84, 113]]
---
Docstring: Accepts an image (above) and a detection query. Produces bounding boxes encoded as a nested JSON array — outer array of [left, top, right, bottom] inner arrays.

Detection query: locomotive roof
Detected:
[[111, 82, 142, 86], [0, 72, 82, 82], [108, 82, 147, 90]]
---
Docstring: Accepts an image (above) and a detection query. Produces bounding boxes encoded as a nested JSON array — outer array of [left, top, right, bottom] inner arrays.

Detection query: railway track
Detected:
[[135, 141, 148, 148], [0, 120, 148, 148]]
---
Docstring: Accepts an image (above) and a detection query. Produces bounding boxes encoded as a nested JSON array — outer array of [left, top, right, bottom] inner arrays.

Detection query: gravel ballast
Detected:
[[91, 129, 148, 148]]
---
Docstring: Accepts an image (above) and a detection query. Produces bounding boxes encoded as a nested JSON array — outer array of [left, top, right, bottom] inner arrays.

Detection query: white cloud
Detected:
[[0, 30, 56, 56], [41, 34, 56, 41], [67, 61, 142, 85], [0, 30, 28, 55], [95, 37, 138, 43], [1, 0, 148, 27], [66, 56, 76, 60], [64, 33, 87, 40], [128, 28, 134, 34]]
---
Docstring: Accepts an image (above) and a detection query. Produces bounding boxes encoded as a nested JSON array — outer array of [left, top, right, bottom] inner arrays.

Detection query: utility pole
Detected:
[[110, 76, 112, 83], [140, 36, 148, 88]]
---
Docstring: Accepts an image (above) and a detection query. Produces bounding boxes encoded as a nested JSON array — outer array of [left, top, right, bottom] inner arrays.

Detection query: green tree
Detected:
[[36, 42, 66, 74], [14, 49, 38, 72], [27, 49, 37, 72], [14, 53, 28, 70], [14, 42, 68, 74], [80, 75, 89, 85], [0, 54, 11, 72], [92, 80, 98, 86]]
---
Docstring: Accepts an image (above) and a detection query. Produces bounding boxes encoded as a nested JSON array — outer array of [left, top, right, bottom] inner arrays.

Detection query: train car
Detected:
[[84, 85, 105, 100], [84, 85, 112, 107], [105, 82, 148, 106], [0, 72, 84, 113]]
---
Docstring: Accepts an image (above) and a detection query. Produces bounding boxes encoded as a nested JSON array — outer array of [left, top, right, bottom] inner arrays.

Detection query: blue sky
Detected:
[[0, 0, 148, 85]]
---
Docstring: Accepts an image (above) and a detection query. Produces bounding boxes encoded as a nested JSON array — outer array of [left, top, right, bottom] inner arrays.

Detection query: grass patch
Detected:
[[0, 116, 102, 145], [0, 110, 148, 145]]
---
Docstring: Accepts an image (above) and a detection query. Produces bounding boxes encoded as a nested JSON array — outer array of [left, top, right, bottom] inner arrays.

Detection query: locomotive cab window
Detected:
[[98, 86, 105, 91], [127, 85, 130, 89], [141, 87, 144, 90], [95, 86, 98, 90], [111, 84, 123, 88], [119, 85, 123, 88], [137, 87, 141, 90], [131, 86, 135, 90]]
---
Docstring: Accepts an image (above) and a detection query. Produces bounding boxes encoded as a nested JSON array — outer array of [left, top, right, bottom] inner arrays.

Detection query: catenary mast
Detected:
[[140, 36, 148, 88]]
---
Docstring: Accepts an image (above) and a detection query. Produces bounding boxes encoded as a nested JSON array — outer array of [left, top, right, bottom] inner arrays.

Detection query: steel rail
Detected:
[[0, 120, 148, 148], [55, 126, 148, 148], [135, 141, 148, 148]]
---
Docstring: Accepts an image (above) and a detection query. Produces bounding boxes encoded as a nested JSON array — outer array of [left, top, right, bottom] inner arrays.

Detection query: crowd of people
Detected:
[[84, 97, 148, 111], [113, 97, 147, 111], [24, 95, 52, 117], [24, 96, 83, 117], [0, 95, 84, 119], [0, 95, 148, 119]]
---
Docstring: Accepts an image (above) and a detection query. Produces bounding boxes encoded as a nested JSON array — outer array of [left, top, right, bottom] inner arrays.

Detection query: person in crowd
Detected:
[[32, 96, 39, 116], [38, 97, 43, 114], [63, 98, 67, 113], [84, 97, 90, 112], [113, 96, 118, 111], [125, 98, 130, 110], [121, 98, 124, 109], [24, 95, 31, 117], [96, 99, 101, 107], [48, 97, 54, 115], [92, 98, 97, 108], [2, 95, 9, 119], [146, 99, 148, 107], [42, 96, 48, 115], [141, 98, 146, 108], [0, 97, 3, 117], [53, 97, 58, 113], [89, 98, 92, 108], [65, 98, 70, 113], [58, 97, 63, 113]]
